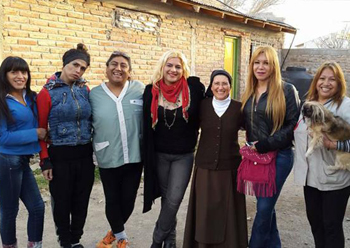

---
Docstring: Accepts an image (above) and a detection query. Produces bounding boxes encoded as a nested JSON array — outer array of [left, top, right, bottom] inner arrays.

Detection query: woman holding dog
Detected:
[[0, 57, 45, 248], [294, 61, 350, 248], [241, 46, 300, 248]]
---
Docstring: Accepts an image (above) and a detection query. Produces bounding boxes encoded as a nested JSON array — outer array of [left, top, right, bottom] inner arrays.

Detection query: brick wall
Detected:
[[282, 49, 350, 95], [2, 0, 284, 95], [0, 1, 4, 62]]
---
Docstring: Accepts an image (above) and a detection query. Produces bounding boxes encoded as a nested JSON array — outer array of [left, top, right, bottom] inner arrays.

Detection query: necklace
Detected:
[[164, 107, 177, 130], [161, 92, 181, 130]]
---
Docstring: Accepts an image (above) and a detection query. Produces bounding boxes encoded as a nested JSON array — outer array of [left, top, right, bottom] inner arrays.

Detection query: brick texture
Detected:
[[2, 0, 284, 94], [282, 49, 350, 95]]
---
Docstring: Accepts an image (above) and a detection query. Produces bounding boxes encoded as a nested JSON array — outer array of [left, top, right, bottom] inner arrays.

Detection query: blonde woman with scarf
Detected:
[[143, 51, 204, 248]]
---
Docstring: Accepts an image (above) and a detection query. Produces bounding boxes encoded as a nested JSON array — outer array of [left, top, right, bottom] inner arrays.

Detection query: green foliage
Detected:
[[33, 168, 49, 191], [94, 166, 101, 182]]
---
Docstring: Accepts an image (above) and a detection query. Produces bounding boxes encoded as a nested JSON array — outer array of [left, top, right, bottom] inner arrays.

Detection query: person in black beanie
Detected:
[[205, 69, 232, 97], [183, 69, 248, 248], [37, 44, 94, 248]]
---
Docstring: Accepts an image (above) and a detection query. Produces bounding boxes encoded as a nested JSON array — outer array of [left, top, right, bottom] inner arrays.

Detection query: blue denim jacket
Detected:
[[45, 72, 92, 146]]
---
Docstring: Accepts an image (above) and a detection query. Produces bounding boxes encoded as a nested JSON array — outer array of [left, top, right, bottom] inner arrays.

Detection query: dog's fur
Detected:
[[302, 101, 350, 171]]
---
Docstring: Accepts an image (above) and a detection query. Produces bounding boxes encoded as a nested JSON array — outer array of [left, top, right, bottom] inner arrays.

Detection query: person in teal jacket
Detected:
[[0, 56, 46, 248], [90, 51, 145, 248]]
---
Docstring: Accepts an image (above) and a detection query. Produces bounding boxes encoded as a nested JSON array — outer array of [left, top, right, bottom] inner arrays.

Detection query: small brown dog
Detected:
[[302, 101, 350, 171]]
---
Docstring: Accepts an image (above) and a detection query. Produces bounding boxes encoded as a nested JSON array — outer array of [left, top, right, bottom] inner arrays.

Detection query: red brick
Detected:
[[29, 32, 48, 39], [31, 5, 49, 13], [18, 39, 37, 45], [21, 24, 40, 32], [8, 15, 28, 23], [4, 37, 18, 44], [11, 1, 30, 10], [48, 21, 66, 29], [8, 30, 29, 37], [10, 45, 31, 52], [38, 40, 56, 46], [68, 11, 84, 19], [40, 13, 58, 21], [49, 8, 67, 16], [4, 8, 18, 15], [29, 19, 49, 26]]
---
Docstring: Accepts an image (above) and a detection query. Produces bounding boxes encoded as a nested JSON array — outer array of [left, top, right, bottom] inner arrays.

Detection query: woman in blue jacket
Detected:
[[0, 57, 46, 248]]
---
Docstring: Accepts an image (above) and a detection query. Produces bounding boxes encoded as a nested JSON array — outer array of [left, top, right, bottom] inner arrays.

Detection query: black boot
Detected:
[[163, 242, 176, 248], [163, 222, 176, 248], [150, 240, 162, 248]]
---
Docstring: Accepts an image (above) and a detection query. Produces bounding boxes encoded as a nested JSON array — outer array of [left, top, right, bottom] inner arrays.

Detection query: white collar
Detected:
[[6, 90, 27, 104], [212, 96, 231, 117], [101, 80, 129, 103]]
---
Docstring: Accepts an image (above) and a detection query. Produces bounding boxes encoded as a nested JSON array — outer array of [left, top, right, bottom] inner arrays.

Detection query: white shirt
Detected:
[[212, 96, 231, 117]]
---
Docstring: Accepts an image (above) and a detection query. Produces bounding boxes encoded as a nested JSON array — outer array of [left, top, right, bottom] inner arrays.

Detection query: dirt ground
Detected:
[[3, 170, 350, 248]]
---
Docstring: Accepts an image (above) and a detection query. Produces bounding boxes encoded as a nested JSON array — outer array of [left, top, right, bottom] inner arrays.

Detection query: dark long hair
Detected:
[[0, 56, 35, 122]]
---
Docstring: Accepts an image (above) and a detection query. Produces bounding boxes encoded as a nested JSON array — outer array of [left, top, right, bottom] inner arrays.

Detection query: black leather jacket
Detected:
[[243, 82, 300, 153]]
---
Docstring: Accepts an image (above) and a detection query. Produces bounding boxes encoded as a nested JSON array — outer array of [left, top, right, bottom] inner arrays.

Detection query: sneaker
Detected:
[[27, 241, 42, 248], [72, 244, 84, 248], [3, 244, 18, 248], [96, 230, 116, 248], [117, 239, 129, 248]]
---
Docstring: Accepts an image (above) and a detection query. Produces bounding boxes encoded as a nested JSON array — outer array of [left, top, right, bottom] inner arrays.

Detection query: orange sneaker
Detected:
[[117, 239, 129, 248], [96, 230, 116, 248]]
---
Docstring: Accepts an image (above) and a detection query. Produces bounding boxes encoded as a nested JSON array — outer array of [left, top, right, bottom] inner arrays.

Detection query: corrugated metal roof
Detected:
[[189, 0, 241, 14], [188, 0, 295, 32], [157, 0, 296, 33]]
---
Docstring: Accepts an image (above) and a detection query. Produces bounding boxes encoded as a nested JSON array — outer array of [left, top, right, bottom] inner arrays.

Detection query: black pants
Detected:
[[304, 185, 350, 248], [49, 144, 95, 246], [99, 162, 143, 234]]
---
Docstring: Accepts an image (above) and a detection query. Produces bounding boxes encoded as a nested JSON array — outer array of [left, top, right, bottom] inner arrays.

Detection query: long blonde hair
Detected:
[[241, 46, 286, 134], [151, 50, 190, 87], [307, 61, 346, 107]]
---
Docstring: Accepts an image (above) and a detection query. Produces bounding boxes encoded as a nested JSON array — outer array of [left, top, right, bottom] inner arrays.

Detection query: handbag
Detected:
[[237, 145, 277, 197]]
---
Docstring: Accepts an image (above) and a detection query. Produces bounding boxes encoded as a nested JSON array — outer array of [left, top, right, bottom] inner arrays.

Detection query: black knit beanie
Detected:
[[62, 43, 90, 67], [205, 69, 232, 97]]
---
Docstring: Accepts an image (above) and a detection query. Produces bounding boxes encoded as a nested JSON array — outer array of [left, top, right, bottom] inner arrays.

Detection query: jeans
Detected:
[[249, 149, 293, 248], [99, 163, 143, 234], [153, 152, 194, 244], [0, 154, 45, 246], [304, 185, 350, 248]]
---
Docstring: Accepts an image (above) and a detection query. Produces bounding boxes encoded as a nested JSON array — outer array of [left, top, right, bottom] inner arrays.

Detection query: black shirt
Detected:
[[154, 106, 198, 154]]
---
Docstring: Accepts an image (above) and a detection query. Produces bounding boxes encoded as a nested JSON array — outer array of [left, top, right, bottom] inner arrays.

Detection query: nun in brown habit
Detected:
[[183, 70, 248, 248]]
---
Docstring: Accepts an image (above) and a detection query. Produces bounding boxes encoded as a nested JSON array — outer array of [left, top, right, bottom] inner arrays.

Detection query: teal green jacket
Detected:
[[90, 80, 145, 168]]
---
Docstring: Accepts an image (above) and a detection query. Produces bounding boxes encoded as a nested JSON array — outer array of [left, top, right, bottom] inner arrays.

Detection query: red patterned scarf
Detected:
[[151, 77, 190, 129]]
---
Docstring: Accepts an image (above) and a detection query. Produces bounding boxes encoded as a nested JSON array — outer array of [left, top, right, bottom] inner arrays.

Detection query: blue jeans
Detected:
[[0, 154, 44, 246], [153, 152, 194, 244], [249, 149, 293, 248]]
